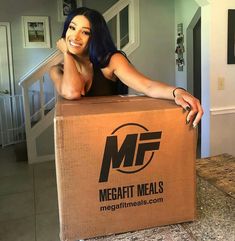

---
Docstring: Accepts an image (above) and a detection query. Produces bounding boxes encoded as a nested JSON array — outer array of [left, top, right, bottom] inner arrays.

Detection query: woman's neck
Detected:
[[73, 53, 91, 65], [73, 54, 93, 75]]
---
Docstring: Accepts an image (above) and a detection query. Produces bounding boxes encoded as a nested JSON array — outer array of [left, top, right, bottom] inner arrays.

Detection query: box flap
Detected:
[[55, 95, 181, 118]]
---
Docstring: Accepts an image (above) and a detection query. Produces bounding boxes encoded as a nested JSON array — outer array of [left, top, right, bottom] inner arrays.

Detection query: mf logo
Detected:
[[99, 123, 162, 182]]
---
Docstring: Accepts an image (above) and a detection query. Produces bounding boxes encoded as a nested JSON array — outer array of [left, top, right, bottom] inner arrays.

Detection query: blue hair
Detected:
[[62, 7, 122, 68], [61, 7, 128, 94]]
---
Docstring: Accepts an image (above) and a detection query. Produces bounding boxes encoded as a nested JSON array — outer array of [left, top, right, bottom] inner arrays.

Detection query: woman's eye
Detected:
[[69, 25, 75, 30], [82, 31, 91, 36]]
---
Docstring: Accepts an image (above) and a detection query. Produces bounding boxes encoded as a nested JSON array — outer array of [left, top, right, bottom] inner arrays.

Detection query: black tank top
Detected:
[[85, 66, 128, 96]]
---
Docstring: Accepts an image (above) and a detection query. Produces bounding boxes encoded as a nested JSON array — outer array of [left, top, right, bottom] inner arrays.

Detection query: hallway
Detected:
[[0, 145, 234, 241]]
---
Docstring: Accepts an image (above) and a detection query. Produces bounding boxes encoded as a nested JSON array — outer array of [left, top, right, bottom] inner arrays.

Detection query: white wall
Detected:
[[83, 0, 118, 13], [174, 0, 199, 89], [183, 0, 235, 157], [0, 0, 62, 93], [209, 0, 235, 156], [210, 1, 235, 108], [129, 0, 175, 86], [174, 0, 235, 158]]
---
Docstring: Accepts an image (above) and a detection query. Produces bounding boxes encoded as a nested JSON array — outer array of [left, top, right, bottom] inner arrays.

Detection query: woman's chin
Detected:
[[68, 47, 83, 55]]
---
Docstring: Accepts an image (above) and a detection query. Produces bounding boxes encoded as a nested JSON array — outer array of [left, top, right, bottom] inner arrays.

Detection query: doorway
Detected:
[[0, 22, 14, 95], [193, 18, 201, 101], [0, 22, 20, 147], [186, 8, 201, 158], [193, 18, 201, 158]]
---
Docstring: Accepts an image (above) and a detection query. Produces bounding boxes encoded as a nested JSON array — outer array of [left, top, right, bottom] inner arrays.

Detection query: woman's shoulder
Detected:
[[101, 51, 130, 79], [108, 51, 131, 69], [101, 50, 128, 66], [109, 50, 128, 60], [110, 51, 127, 61]]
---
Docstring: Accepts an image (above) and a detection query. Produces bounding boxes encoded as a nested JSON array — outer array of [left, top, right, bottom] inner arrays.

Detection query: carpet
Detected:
[[196, 153, 235, 198]]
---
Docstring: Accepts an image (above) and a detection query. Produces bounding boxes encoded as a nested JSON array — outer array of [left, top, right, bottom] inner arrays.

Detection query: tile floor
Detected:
[[0, 145, 60, 241], [0, 145, 234, 241]]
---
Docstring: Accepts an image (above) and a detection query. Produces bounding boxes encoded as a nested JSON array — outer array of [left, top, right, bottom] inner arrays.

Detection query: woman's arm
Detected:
[[109, 53, 203, 127], [50, 38, 85, 100]]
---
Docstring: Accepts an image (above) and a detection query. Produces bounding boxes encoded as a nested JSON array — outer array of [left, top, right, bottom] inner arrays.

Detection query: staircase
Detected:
[[19, 51, 63, 163], [19, 0, 140, 164]]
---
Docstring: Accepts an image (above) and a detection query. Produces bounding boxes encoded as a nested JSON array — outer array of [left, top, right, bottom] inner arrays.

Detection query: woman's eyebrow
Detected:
[[82, 27, 91, 31], [70, 22, 91, 30]]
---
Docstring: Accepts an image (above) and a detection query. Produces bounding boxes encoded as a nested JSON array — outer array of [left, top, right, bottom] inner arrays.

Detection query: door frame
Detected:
[[186, 8, 201, 95], [0, 22, 15, 95], [0, 22, 15, 146], [186, 8, 201, 157]]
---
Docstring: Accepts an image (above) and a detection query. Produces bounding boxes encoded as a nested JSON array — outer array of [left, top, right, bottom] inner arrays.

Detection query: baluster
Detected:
[[40, 77, 45, 119]]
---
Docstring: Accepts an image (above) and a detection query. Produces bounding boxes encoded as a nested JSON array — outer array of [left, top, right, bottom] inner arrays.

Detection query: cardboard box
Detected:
[[54, 95, 197, 241]]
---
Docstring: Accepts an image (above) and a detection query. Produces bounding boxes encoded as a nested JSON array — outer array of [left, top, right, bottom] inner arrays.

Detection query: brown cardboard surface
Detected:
[[54, 95, 197, 241]]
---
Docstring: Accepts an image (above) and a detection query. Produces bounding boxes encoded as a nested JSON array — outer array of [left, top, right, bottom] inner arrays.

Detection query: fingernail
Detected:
[[186, 119, 190, 124], [193, 123, 197, 128], [185, 106, 191, 111]]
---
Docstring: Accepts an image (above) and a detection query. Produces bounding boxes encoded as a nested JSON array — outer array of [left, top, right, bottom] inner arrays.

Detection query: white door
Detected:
[[0, 23, 13, 94], [0, 22, 15, 146]]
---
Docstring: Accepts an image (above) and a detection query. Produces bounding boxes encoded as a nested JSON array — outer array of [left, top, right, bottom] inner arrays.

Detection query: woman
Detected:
[[50, 7, 203, 127]]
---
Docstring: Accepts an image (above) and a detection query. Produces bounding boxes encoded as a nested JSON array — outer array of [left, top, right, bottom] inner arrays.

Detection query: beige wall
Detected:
[[174, 0, 199, 89], [211, 114, 235, 155], [129, 0, 175, 87], [178, 0, 235, 157], [0, 0, 61, 93], [209, 0, 235, 156], [174, 0, 235, 157]]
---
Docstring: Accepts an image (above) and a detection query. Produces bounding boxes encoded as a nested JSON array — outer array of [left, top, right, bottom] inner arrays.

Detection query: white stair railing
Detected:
[[104, 0, 139, 55], [19, 0, 139, 164], [19, 51, 63, 163]]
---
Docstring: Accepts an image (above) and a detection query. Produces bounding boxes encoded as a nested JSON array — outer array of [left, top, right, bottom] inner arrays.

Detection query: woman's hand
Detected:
[[51, 38, 86, 99], [173, 88, 203, 128], [56, 38, 68, 54]]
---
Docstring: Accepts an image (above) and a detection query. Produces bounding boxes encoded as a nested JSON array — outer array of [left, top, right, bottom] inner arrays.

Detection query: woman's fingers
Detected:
[[174, 92, 203, 128], [191, 101, 204, 127], [56, 38, 68, 53], [185, 98, 203, 128]]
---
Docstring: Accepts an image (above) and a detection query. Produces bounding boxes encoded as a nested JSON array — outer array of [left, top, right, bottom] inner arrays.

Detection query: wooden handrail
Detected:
[[19, 50, 63, 88]]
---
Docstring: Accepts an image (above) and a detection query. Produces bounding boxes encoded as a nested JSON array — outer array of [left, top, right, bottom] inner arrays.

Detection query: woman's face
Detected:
[[65, 15, 91, 56]]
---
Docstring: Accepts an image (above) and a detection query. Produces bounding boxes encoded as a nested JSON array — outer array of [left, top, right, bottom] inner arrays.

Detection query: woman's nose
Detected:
[[74, 31, 82, 40]]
